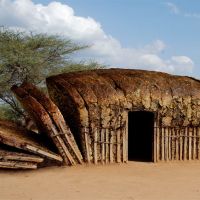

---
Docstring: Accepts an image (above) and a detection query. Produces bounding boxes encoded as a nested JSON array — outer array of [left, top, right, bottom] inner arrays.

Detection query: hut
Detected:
[[46, 68, 200, 164]]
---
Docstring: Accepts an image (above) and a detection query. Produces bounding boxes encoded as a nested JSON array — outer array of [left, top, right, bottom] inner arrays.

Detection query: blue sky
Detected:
[[0, 0, 200, 77]]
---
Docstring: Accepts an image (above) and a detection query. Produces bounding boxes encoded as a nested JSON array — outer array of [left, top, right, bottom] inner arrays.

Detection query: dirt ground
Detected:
[[1, 161, 200, 200]]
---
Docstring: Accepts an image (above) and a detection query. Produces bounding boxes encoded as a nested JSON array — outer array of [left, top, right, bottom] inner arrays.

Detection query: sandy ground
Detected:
[[1, 161, 200, 200]]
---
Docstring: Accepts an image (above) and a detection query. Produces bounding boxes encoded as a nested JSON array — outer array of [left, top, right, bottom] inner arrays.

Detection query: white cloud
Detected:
[[165, 1, 200, 20], [184, 13, 200, 19], [169, 56, 194, 72], [164, 2, 180, 14], [0, 0, 195, 75]]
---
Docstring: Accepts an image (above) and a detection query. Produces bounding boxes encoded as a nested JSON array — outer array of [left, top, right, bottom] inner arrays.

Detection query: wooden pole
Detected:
[[117, 129, 121, 163], [109, 130, 113, 163], [168, 128, 171, 161], [0, 161, 37, 169], [165, 127, 169, 161], [156, 127, 160, 161], [183, 127, 187, 160], [0, 120, 63, 163], [161, 127, 165, 161], [84, 127, 91, 163], [101, 129, 105, 164], [105, 128, 109, 164], [153, 122, 157, 163], [171, 128, 175, 161], [189, 127, 192, 160], [122, 126, 126, 163], [192, 127, 196, 160], [0, 149, 43, 163], [20, 83, 83, 164], [94, 127, 98, 164], [179, 129, 183, 161], [197, 127, 200, 160]]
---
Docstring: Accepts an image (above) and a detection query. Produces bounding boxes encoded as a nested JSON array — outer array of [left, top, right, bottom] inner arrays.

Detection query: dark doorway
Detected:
[[128, 111, 154, 162]]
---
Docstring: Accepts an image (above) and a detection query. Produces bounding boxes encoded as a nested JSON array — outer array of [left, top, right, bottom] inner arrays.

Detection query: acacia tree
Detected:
[[0, 27, 102, 122]]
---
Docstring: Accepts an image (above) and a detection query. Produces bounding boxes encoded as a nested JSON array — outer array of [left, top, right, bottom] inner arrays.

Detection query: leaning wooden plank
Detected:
[[0, 160, 37, 169], [21, 82, 83, 164], [0, 149, 43, 163], [11, 85, 74, 165], [0, 115, 62, 163], [0, 120, 56, 152]]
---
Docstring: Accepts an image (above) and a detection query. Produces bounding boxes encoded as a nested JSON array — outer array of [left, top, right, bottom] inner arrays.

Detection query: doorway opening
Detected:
[[128, 111, 154, 162]]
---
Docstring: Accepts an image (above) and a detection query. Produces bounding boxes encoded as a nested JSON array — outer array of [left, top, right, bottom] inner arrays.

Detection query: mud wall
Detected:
[[47, 69, 200, 163]]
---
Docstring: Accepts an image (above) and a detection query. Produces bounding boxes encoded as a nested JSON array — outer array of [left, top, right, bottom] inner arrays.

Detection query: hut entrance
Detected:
[[128, 111, 154, 162]]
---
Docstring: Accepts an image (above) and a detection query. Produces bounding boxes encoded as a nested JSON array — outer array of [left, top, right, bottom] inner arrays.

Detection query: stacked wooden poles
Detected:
[[0, 149, 43, 169], [11, 83, 83, 166], [0, 120, 62, 168]]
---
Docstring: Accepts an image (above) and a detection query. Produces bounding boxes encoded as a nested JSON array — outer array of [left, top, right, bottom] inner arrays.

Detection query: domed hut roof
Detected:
[[47, 69, 200, 163]]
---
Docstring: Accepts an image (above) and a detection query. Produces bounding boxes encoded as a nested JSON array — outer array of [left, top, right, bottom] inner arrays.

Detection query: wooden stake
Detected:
[[192, 127, 196, 160], [197, 127, 200, 159], [156, 127, 160, 161], [101, 129, 105, 164], [175, 128, 179, 160], [189, 127, 192, 160], [122, 125, 126, 163], [117, 129, 121, 163], [179, 129, 183, 161], [153, 122, 157, 163], [171, 128, 175, 160], [94, 127, 98, 164], [84, 128, 90, 163], [161, 128, 165, 161], [183, 127, 187, 160], [109, 130, 113, 163], [165, 127, 169, 161], [105, 129, 109, 164], [168, 128, 171, 161]]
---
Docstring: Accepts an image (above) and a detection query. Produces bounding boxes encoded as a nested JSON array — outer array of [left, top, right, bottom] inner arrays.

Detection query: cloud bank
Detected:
[[165, 1, 200, 20], [0, 0, 194, 74], [164, 2, 180, 14]]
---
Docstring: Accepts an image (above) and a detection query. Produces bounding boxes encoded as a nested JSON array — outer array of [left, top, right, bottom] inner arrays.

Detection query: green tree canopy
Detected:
[[0, 27, 104, 122]]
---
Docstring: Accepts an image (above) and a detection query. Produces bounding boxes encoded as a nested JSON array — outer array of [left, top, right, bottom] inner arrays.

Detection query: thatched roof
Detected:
[[47, 68, 200, 126]]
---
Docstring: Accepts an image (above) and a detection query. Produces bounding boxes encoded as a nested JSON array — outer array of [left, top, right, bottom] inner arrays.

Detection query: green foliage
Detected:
[[0, 27, 86, 88], [0, 104, 19, 122], [55, 61, 106, 74], [0, 27, 105, 122]]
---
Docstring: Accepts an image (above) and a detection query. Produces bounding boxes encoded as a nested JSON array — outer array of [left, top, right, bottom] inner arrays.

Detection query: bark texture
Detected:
[[11, 83, 83, 165], [0, 119, 63, 163]]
